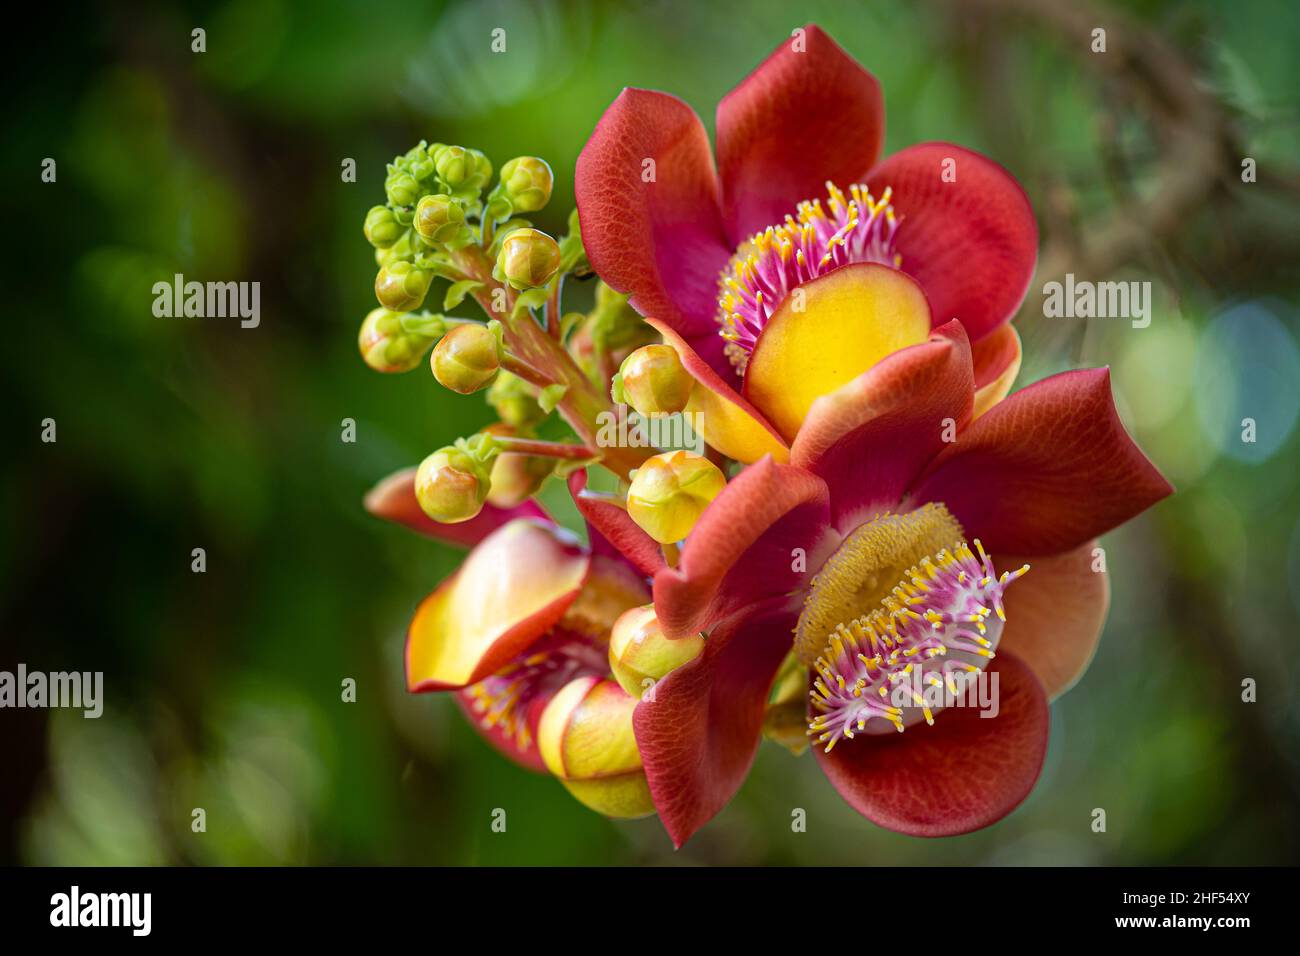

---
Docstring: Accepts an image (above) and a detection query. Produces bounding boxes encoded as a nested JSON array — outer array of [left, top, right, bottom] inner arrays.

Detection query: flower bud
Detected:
[[612, 344, 694, 415], [414, 194, 467, 245], [498, 156, 554, 213], [363, 205, 403, 249], [385, 170, 422, 207], [482, 425, 553, 507], [609, 605, 704, 699], [430, 323, 502, 394], [375, 260, 434, 312], [486, 371, 545, 428], [357, 308, 437, 373], [433, 144, 491, 191], [497, 228, 562, 290], [414, 446, 490, 523], [626, 450, 726, 544], [538, 676, 655, 819]]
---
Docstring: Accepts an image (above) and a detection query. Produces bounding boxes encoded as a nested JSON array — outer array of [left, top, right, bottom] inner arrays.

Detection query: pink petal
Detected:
[[575, 88, 731, 349], [815, 653, 1049, 836], [634, 599, 798, 848], [908, 368, 1174, 555], [653, 456, 832, 639], [716, 24, 884, 242], [865, 142, 1038, 343], [790, 320, 974, 531], [364, 467, 549, 548], [996, 539, 1110, 700]]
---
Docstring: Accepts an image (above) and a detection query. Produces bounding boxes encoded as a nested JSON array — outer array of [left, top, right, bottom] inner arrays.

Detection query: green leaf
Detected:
[[444, 280, 484, 311]]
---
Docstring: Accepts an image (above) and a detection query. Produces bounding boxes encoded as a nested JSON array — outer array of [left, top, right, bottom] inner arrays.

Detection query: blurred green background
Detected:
[[3, 0, 1299, 865]]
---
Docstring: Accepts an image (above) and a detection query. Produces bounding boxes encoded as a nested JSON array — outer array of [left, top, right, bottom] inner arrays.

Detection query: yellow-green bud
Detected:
[[612, 344, 694, 415], [414, 446, 490, 523], [609, 605, 704, 699], [486, 370, 545, 427], [497, 228, 562, 290], [430, 323, 502, 394], [433, 145, 491, 191], [357, 308, 437, 373], [363, 206, 403, 249], [385, 170, 421, 207], [498, 156, 554, 213], [626, 450, 726, 544], [414, 194, 467, 244], [375, 260, 433, 312], [538, 676, 655, 819]]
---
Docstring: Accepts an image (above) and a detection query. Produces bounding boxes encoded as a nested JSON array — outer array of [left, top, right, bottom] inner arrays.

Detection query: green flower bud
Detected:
[[433, 145, 471, 188], [486, 370, 546, 427], [430, 322, 502, 394], [357, 308, 436, 373], [497, 228, 562, 290], [414, 194, 468, 245], [414, 445, 491, 523], [385, 170, 421, 207], [612, 344, 694, 415], [363, 206, 403, 249], [498, 156, 553, 213], [375, 260, 433, 312]]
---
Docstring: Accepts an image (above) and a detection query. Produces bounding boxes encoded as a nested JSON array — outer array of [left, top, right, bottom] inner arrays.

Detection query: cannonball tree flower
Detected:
[[365, 468, 658, 817], [576, 24, 1034, 462], [575, 321, 1172, 845]]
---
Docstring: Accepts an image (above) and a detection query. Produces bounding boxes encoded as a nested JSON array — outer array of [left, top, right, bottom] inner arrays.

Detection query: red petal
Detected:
[[653, 456, 831, 639], [576, 88, 731, 348], [997, 539, 1110, 699], [364, 467, 549, 548], [716, 24, 884, 242], [790, 320, 973, 530], [634, 599, 798, 848], [865, 142, 1038, 343], [568, 470, 664, 579], [815, 653, 1048, 836], [453, 690, 549, 774], [909, 368, 1174, 555]]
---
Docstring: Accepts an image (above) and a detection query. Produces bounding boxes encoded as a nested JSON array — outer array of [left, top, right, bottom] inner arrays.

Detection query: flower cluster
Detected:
[[356, 25, 1172, 845]]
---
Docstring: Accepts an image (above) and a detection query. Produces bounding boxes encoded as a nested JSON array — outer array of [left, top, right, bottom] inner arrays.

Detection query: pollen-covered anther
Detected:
[[807, 540, 1029, 753], [715, 182, 903, 372]]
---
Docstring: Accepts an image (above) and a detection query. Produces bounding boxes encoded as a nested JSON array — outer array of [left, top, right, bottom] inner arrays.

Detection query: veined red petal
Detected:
[[634, 599, 798, 848], [790, 320, 974, 531], [814, 653, 1048, 836], [652, 456, 832, 639], [908, 367, 1173, 555], [865, 142, 1038, 343], [364, 466, 549, 548], [576, 88, 731, 346], [717, 24, 884, 242]]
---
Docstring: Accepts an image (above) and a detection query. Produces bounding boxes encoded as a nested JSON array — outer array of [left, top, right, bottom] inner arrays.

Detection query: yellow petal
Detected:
[[406, 519, 589, 691], [743, 263, 932, 442]]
